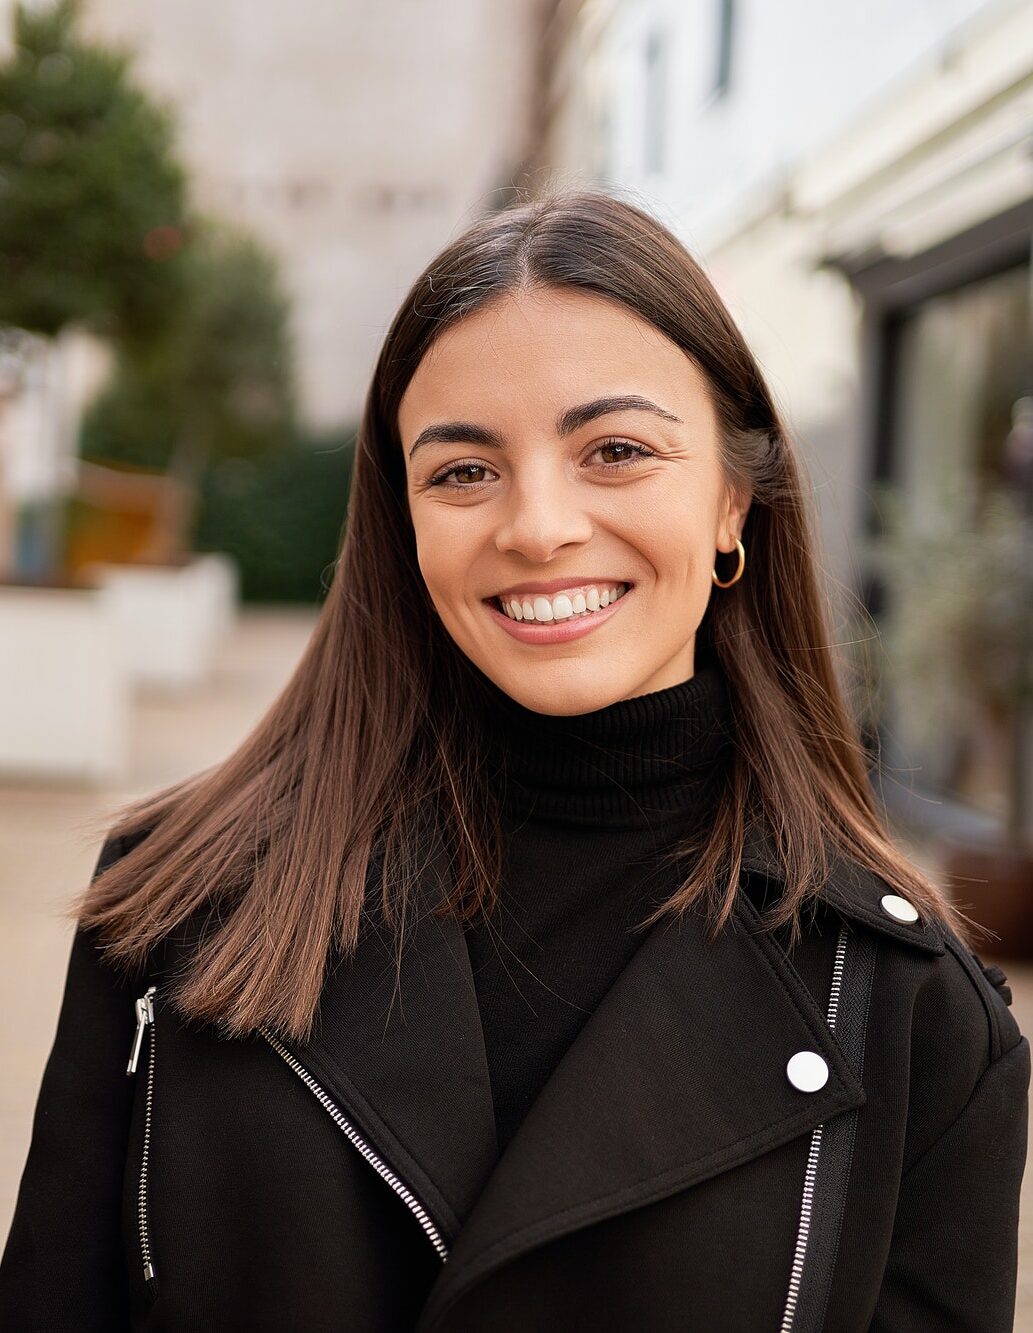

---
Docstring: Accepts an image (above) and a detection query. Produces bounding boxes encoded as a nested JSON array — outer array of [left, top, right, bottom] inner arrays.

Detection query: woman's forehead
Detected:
[[398, 289, 713, 446]]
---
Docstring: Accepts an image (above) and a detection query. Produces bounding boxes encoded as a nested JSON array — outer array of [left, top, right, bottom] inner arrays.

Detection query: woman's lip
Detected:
[[484, 586, 633, 644], [491, 578, 635, 599]]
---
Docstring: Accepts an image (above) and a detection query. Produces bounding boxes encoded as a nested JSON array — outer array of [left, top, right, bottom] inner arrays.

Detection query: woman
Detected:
[[0, 188, 1027, 1332]]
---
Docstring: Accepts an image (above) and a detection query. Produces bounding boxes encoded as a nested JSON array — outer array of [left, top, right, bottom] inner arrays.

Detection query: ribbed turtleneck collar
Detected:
[[475, 659, 735, 827]]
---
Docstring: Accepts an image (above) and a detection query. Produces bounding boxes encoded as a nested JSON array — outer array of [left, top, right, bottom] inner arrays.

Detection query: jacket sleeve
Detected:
[[0, 835, 142, 1332], [869, 1030, 1030, 1331]]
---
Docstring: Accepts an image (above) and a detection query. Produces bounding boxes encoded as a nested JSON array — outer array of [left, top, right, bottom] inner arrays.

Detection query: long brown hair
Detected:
[[71, 186, 975, 1043]]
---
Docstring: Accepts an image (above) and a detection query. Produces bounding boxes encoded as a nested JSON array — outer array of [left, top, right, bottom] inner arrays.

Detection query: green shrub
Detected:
[[194, 430, 355, 603]]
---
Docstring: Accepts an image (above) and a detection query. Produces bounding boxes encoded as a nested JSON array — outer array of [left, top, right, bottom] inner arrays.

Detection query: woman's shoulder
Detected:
[[83, 822, 205, 980], [741, 827, 1026, 1155], [821, 850, 1020, 1048], [819, 849, 1022, 1071], [793, 846, 1024, 1173], [893, 905, 1026, 1168], [90, 822, 158, 886]]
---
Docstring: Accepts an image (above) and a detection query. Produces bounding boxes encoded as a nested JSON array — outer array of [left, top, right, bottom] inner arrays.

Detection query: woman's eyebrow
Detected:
[[407, 394, 683, 460]]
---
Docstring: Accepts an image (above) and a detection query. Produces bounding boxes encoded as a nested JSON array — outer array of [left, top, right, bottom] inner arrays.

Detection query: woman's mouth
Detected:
[[483, 582, 634, 644]]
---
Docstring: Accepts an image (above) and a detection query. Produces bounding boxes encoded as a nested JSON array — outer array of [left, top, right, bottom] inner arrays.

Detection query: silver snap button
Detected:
[[786, 1050, 829, 1092], [880, 893, 919, 924]]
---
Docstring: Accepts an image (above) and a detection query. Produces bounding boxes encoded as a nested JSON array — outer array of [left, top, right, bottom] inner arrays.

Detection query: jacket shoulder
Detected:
[[930, 920, 1022, 1056], [811, 849, 1025, 1070], [893, 917, 1026, 1173], [82, 823, 175, 979], [92, 822, 156, 876], [824, 857, 1024, 1068], [814, 857, 1026, 1171], [742, 838, 1026, 1174]]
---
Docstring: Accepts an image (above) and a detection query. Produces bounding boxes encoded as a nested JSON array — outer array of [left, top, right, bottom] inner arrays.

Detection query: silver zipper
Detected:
[[259, 1026, 449, 1261], [126, 984, 159, 1288], [778, 923, 848, 1332]]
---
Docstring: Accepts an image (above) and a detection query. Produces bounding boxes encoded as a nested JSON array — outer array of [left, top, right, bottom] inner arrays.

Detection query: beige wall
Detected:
[[80, 0, 544, 428], [0, 0, 14, 59]]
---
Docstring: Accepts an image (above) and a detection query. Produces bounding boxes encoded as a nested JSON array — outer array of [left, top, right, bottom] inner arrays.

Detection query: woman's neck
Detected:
[[474, 659, 734, 828]]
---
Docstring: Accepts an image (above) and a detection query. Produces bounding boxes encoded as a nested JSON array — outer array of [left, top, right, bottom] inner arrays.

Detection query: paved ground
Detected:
[[1, 604, 1031, 1324]]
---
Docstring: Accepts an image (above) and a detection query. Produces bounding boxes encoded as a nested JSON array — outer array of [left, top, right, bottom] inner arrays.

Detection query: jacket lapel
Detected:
[[268, 831, 499, 1242], [413, 850, 868, 1328], [266, 817, 942, 1328]]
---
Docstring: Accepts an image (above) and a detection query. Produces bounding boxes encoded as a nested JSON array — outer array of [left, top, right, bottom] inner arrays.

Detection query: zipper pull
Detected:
[[126, 986, 156, 1075]]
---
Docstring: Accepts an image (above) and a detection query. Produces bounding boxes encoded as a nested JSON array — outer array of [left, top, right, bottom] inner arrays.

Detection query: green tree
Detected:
[[80, 218, 297, 559], [0, 0, 189, 577], [0, 0, 188, 340]]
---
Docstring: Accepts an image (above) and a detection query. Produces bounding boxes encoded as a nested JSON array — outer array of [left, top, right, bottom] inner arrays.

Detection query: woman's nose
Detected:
[[492, 473, 594, 562]]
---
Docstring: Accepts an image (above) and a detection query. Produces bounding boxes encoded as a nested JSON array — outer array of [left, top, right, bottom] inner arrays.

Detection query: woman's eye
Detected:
[[428, 462, 495, 488], [593, 438, 654, 469], [426, 439, 654, 489]]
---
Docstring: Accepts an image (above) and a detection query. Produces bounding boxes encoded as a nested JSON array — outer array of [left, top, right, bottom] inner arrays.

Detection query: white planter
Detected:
[[0, 585, 129, 783], [93, 553, 239, 691], [192, 552, 239, 645]]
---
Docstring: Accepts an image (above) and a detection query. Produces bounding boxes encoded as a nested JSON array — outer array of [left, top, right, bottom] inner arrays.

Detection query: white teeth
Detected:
[[499, 583, 629, 623]]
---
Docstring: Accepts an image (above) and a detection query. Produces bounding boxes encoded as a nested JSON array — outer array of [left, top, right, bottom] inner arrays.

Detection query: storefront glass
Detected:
[[886, 260, 1033, 821]]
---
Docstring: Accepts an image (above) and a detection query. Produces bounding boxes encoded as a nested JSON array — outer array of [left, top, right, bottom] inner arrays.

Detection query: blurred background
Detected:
[[1, 0, 1032, 1317]]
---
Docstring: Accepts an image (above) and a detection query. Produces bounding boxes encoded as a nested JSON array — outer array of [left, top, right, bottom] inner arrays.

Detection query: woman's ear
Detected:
[[718, 485, 752, 552]]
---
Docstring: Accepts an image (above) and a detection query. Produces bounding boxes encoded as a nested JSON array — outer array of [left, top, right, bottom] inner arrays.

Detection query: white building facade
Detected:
[[542, 0, 1033, 832]]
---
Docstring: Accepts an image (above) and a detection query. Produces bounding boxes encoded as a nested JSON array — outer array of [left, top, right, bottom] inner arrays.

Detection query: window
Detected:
[[643, 24, 668, 175], [713, 0, 735, 98], [884, 261, 1033, 819]]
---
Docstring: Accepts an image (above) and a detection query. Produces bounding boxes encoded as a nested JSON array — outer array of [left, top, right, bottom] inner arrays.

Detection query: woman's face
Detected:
[[398, 285, 750, 715]]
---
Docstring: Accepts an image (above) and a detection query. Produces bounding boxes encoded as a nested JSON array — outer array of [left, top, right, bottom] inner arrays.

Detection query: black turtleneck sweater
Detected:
[[464, 657, 735, 1153]]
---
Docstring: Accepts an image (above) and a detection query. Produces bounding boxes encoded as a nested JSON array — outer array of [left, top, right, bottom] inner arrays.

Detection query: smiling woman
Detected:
[[0, 188, 1027, 1333], [398, 286, 749, 710]]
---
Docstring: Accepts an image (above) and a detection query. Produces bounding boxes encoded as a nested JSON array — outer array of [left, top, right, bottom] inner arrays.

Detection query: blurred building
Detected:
[[3, 0, 1031, 832], [540, 0, 1033, 837], [0, 0, 550, 575], [77, 0, 547, 430]]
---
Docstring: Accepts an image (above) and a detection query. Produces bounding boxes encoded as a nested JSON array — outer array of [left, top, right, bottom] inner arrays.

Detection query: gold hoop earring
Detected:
[[712, 538, 745, 588]]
